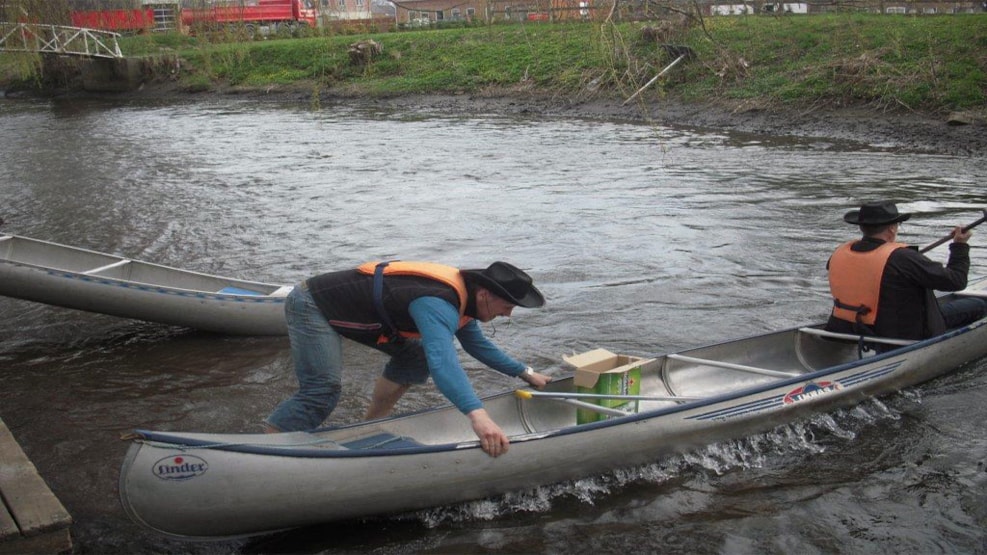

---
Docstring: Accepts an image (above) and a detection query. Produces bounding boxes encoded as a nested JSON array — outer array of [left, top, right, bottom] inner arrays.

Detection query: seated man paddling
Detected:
[[825, 200, 986, 347], [264, 260, 552, 458]]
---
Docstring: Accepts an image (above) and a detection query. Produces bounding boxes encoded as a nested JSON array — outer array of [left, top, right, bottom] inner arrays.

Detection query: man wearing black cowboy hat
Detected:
[[265, 260, 551, 458], [825, 200, 985, 344]]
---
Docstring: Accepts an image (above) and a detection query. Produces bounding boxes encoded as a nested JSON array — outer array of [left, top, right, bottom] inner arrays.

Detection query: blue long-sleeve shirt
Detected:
[[408, 296, 526, 413]]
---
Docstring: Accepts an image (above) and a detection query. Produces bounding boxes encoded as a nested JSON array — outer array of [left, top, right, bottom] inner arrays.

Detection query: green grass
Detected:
[[3, 14, 985, 113], [671, 13, 987, 111]]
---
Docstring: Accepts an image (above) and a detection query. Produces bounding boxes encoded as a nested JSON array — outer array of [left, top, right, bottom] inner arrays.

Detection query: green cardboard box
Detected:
[[564, 348, 651, 424]]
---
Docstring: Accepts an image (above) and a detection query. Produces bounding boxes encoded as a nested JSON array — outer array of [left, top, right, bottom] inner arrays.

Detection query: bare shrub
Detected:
[[348, 39, 382, 67]]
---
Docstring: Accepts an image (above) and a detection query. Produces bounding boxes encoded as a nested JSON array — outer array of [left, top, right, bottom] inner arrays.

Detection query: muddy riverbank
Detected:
[[122, 81, 987, 157], [6, 76, 987, 156], [352, 92, 987, 157]]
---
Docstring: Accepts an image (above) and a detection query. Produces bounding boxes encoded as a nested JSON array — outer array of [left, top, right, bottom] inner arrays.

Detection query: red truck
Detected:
[[68, 1, 319, 34], [182, 0, 319, 33]]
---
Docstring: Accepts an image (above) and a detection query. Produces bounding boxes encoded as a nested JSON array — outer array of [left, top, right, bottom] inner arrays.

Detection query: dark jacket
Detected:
[[825, 237, 970, 340], [305, 269, 469, 347]]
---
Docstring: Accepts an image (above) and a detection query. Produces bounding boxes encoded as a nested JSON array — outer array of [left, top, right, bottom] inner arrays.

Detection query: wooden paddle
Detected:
[[919, 209, 987, 253]]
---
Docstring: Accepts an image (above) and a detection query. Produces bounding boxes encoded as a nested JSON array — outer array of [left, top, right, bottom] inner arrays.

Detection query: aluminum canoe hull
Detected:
[[118, 280, 987, 539], [0, 234, 289, 335]]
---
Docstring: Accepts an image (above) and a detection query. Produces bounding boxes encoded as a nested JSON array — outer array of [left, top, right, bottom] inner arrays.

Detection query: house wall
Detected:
[[394, 0, 483, 24]]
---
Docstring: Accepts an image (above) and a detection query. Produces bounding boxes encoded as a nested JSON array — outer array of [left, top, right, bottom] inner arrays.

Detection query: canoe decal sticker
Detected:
[[153, 455, 209, 481], [783, 381, 841, 404]]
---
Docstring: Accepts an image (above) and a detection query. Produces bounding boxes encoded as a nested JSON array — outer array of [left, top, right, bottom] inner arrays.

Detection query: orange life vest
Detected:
[[356, 261, 473, 343], [828, 241, 907, 325]]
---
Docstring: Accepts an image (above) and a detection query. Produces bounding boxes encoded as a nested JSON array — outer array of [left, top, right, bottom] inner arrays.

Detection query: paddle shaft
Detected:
[[919, 210, 987, 254]]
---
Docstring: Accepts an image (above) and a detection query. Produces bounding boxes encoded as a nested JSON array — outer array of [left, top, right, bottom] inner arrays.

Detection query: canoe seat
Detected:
[[341, 433, 423, 450], [270, 285, 293, 297]]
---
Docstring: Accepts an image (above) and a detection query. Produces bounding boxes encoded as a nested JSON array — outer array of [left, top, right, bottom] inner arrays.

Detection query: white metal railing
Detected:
[[0, 22, 123, 59]]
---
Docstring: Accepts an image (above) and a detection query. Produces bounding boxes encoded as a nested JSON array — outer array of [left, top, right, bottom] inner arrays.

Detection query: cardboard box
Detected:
[[563, 348, 652, 424]]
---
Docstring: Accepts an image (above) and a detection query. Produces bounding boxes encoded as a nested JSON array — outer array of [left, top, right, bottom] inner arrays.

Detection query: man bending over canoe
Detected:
[[264, 261, 552, 458], [825, 200, 987, 346]]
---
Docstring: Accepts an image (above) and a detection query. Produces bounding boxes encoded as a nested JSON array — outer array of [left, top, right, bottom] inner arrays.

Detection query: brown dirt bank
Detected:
[[223, 84, 987, 157], [356, 92, 987, 157], [14, 76, 987, 156]]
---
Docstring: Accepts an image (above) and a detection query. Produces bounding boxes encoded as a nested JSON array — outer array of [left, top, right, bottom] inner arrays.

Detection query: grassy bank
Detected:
[[3, 14, 986, 114]]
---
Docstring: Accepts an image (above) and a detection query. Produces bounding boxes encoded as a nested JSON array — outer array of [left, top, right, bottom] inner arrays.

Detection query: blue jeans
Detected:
[[942, 297, 987, 330], [265, 285, 343, 432], [265, 284, 431, 431]]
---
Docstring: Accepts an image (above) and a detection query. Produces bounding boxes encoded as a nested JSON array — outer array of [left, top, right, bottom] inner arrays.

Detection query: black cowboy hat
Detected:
[[462, 262, 545, 308], [843, 200, 912, 226]]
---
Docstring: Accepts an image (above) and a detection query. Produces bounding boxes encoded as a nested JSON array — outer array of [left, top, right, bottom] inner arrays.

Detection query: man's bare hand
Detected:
[[522, 369, 552, 389], [953, 226, 973, 244], [468, 408, 509, 457]]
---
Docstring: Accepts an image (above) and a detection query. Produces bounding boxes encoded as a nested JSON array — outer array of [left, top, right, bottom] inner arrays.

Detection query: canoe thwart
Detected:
[[513, 391, 631, 417], [515, 389, 702, 403], [797, 327, 917, 346], [666, 353, 799, 378], [82, 259, 130, 275]]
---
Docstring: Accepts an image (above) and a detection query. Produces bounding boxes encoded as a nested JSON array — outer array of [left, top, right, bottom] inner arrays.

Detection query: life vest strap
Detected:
[[832, 298, 878, 358], [833, 298, 870, 322], [372, 261, 403, 344]]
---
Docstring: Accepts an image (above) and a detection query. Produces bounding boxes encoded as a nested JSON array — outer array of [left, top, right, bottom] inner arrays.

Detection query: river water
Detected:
[[1, 95, 986, 554]]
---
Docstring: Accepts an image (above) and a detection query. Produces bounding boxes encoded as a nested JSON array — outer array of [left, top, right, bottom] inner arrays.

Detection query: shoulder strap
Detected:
[[372, 261, 403, 343]]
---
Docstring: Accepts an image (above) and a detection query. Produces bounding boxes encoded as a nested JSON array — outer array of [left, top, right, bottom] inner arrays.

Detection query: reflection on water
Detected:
[[1, 96, 986, 553]]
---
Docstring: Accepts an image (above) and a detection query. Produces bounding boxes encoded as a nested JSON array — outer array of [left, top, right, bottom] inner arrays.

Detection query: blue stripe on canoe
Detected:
[[218, 286, 265, 296], [341, 433, 423, 450]]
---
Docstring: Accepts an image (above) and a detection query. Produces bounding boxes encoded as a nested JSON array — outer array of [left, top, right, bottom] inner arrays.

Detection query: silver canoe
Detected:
[[118, 278, 987, 540], [0, 233, 290, 335]]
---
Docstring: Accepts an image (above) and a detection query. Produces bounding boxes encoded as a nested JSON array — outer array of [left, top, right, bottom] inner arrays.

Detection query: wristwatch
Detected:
[[521, 367, 535, 381]]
